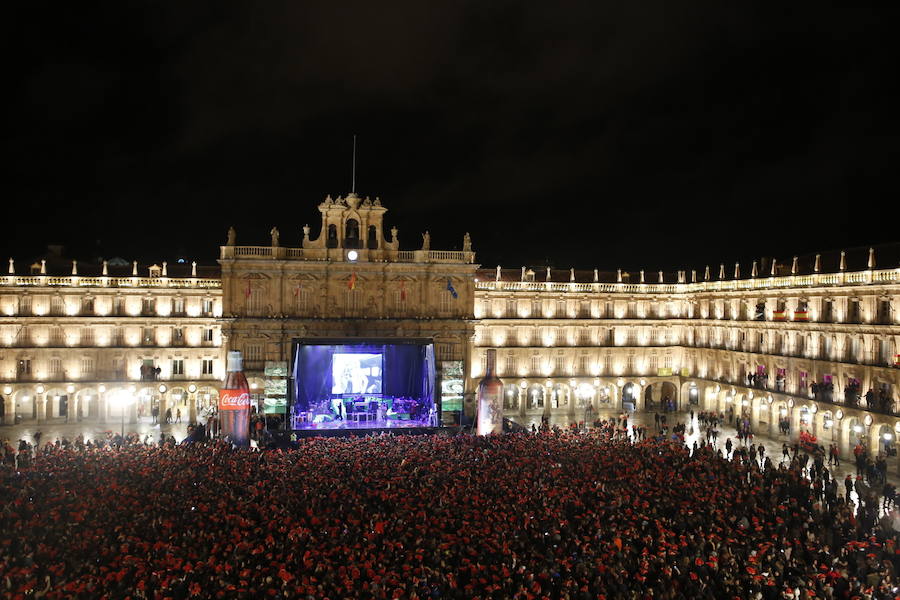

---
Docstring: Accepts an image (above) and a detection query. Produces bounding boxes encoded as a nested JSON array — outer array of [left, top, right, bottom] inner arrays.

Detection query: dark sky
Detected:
[[4, 1, 899, 272]]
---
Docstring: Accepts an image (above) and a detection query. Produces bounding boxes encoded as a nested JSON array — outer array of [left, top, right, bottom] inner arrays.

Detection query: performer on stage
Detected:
[[336, 358, 371, 394], [330, 396, 346, 420]]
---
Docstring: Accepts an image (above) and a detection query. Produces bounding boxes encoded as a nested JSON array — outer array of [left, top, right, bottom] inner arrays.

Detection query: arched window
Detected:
[[344, 219, 360, 248], [326, 224, 338, 248], [367, 225, 378, 249]]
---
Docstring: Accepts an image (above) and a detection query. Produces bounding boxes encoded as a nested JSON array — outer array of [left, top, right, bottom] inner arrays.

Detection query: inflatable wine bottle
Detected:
[[476, 348, 503, 435], [219, 351, 250, 446]]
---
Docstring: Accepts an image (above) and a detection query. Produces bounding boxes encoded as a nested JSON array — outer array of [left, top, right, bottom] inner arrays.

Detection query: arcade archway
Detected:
[[503, 384, 520, 411], [622, 383, 637, 410], [526, 384, 545, 410], [659, 381, 677, 411]]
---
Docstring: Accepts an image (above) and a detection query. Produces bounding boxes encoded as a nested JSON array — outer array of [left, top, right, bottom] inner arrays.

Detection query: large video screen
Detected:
[[331, 353, 383, 395]]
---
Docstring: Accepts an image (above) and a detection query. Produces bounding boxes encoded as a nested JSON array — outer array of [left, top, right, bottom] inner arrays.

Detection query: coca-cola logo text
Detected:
[[219, 391, 250, 410]]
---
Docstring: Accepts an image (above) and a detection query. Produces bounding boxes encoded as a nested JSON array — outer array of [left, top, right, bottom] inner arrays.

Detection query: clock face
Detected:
[[347, 250, 358, 261]]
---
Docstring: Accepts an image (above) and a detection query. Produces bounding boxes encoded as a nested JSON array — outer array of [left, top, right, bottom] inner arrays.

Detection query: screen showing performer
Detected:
[[331, 353, 383, 395]]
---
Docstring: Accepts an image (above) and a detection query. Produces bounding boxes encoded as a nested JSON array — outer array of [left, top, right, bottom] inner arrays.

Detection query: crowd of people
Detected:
[[863, 388, 897, 416], [2, 417, 900, 600], [813, 381, 837, 404], [747, 371, 769, 389]]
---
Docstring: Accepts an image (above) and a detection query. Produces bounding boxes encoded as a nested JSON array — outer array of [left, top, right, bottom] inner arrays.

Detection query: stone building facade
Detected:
[[475, 254, 900, 461], [0, 259, 223, 426], [218, 193, 477, 415], [0, 194, 898, 465]]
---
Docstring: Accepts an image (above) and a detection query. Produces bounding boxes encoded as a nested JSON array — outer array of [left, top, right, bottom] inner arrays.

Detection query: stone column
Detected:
[[2, 395, 12, 425], [98, 389, 108, 424], [789, 407, 801, 441], [542, 385, 552, 419], [128, 397, 138, 424], [749, 399, 760, 433], [517, 388, 526, 419], [188, 391, 198, 424], [767, 407, 777, 438], [158, 390, 168, 425]]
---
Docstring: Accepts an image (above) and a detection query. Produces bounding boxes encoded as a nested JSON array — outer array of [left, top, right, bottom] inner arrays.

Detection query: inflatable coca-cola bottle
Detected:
[[219, 351, 250, 446], [476, 349, 503, 435]]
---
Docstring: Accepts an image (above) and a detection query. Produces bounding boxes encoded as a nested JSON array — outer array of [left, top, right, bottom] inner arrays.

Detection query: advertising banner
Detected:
[[219, 388, 250, 446], [220, 351, 251, 447]]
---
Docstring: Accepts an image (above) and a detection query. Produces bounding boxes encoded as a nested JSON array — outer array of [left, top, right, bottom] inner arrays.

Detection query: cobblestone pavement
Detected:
[[0, 416, 192, 446]]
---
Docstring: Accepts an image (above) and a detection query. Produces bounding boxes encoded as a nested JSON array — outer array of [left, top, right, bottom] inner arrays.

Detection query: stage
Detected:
[[289, 338, 441, 435], [274, 426, 457, 440]]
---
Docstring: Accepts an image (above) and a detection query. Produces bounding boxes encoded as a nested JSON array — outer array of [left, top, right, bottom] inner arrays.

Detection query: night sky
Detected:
[[4, 2, 899, 273]]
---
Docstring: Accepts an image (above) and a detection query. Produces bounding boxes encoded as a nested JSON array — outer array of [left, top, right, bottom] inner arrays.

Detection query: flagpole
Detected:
[[351, 134, 357, 194]]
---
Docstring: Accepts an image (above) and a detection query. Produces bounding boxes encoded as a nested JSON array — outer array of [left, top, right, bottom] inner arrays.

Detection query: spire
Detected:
[[569, 268, 575, 282], [71, 260, 78, 275], [546, 266, 551, 281], [617, 269, 622, 283], [751, 260, 758, 278], [162, 261, 168, 277], [40, 259, 46, 275], [351, 134, 357, 194], [7, 258, 13, 275], [593, 268, 599, 283], [770, 258, 777, 276], [791, 256, 798, 274], [102, 260, 108, 276], [658, 270, 664, 284], [718, 264, 725, 279], [868, 247, 875, 269], [814, 254, 821, 272], [132, 261, 138, 276], [496, 265, 501, 281], [640, 270, 645, 283], [191, 261, 197, 277], [704, 266, 710, 281], [839, 250, 846, 271], [521, 266, 526, 281], [734, 262, 740, 279]]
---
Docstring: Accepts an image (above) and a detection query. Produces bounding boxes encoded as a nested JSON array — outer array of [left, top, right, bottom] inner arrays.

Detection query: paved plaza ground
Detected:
[[0, 415, 193, 448]]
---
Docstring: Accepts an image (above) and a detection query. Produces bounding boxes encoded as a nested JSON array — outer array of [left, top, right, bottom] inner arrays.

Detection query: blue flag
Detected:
[[446, 278, 458, 299]]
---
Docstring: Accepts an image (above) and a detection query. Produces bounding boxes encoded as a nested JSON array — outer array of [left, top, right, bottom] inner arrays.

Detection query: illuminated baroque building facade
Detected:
[[1, 194, 898, 464]]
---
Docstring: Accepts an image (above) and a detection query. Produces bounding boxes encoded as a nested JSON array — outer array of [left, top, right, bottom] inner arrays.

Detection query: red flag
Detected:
[[400, 280, 407, 301], [348, 272, 357, 290], [245, 279, 252, 298]]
